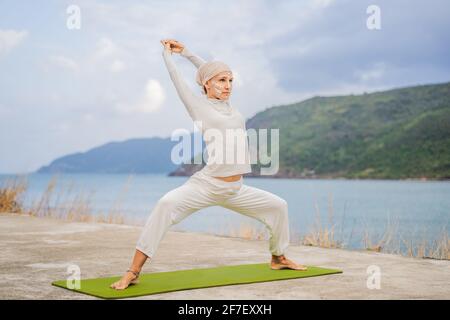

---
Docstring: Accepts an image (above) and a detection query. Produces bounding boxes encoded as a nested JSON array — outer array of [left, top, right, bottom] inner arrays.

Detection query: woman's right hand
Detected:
[[160, 39, 185, 54]]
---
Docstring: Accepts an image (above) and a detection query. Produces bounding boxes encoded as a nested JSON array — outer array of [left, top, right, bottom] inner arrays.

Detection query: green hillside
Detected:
[[245, 82, 450, 179]]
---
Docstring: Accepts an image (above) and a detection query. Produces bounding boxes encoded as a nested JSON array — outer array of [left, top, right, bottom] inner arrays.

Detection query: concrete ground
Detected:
[[0, 213, 449, 300]]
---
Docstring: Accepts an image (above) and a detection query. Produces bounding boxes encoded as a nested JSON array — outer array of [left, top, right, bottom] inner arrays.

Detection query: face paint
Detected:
[[209, 72, 233, 99], [212, 81, 226, 95]]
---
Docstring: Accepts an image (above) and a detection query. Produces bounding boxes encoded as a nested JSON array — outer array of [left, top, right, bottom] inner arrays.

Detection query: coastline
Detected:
[[1, 213, 449, 300], [167, 167, 450, 181]]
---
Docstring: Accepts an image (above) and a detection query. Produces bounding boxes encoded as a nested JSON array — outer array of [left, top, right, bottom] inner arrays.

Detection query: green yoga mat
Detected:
[[52, 263, 342, 299]]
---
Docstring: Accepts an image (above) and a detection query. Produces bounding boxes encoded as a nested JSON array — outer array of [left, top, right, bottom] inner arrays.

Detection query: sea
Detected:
[[1, 173, 449, 254]]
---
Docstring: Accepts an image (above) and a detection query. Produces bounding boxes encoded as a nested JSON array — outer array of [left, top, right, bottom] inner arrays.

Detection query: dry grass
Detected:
[[302, 193, 342, 249], [0, 175, 27, 213], [400, 228, 449, 260], [297, 192, 448, 260], [361, 215, 449, 260], [230, 221, 267, 240], [430, 230, 450, 260], [0, 174, 137, 225], [362, 215, 400, 253], [205, 219, 267, 241]]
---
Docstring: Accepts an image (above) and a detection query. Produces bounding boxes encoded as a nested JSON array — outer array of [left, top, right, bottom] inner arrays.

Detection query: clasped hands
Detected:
[[160, 39, 185, 54]]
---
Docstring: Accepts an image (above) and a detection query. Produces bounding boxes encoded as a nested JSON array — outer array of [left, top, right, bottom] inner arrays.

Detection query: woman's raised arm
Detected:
[[180, 47, 206, 69], [161, 40, 204, 121], [162, 39, 206, 69]]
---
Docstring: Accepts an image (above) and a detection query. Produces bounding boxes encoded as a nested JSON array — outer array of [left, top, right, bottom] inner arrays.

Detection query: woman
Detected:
[[110, 39, 307, 290]]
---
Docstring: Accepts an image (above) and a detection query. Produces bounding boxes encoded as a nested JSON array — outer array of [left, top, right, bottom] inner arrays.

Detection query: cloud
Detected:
[[135, 79, 165, 113], [0, 29, 28, 56], [354, 62, 386, 82], [110, 59, 125, 72], [89, 37, 128, 73], [56, 122, 71, 133], [115, 79, 166, 114], [311, 0, 335, 9], [93, 37, 119, 60], [83, 113, 95, 123], [48, 55, 79, 72], [267, 0, 450, 95]]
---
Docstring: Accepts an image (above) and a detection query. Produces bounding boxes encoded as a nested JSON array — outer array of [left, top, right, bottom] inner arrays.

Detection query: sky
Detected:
[[0, 0, 449, 174]]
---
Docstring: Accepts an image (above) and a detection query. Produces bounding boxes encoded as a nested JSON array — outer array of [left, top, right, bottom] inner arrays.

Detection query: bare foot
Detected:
[[110, 270, 140, 290], [271, 255, 308, 271]]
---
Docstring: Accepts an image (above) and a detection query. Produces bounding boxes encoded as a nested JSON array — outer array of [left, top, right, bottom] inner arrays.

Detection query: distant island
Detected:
[[36, 137, 182, 174], [37, 82, 450, 180]]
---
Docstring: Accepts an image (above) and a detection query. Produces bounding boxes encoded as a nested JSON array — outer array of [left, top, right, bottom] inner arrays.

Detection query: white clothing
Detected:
[[162, 47, 252, 178], [136, 170, 290, 258], [195, 60, 232, 88], [135, 47, 291, 259]]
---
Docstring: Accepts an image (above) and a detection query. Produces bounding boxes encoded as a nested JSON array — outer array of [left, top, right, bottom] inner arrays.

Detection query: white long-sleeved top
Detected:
[[162, 47, 252, 177]]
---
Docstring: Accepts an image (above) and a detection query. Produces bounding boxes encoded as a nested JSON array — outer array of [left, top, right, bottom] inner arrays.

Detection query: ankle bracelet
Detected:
[[127, 269, 140, 277]]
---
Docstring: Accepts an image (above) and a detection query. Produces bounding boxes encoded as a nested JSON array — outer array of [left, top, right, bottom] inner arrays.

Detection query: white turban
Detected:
[[196, 61, 232, 94]]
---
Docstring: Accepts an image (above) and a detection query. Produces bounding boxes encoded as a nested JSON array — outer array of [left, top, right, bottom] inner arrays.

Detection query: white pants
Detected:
[[136, 170, 290, 258]]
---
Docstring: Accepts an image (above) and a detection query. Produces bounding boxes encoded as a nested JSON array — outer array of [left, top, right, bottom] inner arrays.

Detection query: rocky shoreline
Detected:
[[168, 164, 449, 181]]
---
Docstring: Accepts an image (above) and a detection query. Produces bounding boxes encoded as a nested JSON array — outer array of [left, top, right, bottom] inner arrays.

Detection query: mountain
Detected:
[[36, 137, 182, 174], [170, 82, 450, 180], [36, 82, 450, 179]]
